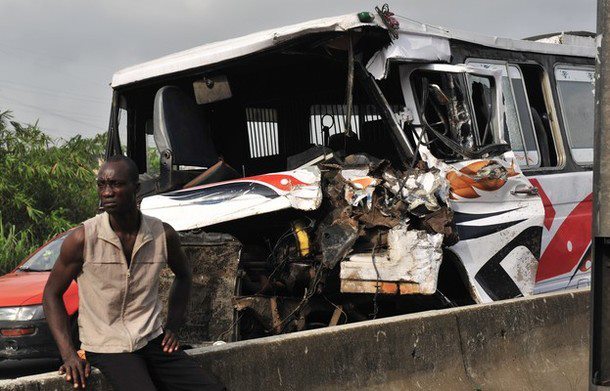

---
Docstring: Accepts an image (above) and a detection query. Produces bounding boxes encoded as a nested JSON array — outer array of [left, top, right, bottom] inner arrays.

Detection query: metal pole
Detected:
[[592, 0, 610, 387], [344, 32, 354, 136]]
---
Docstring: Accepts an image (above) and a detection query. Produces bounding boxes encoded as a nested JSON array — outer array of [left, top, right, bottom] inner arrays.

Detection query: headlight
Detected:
[[0, 305, 45, 321]]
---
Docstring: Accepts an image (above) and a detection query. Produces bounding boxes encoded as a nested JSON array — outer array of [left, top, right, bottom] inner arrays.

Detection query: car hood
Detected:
[[0, 271, 52, 307]]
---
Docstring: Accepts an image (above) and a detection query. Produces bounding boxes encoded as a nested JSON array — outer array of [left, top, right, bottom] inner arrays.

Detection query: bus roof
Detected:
[[111, 11, 596, 88], [110, 13, 377, 88]]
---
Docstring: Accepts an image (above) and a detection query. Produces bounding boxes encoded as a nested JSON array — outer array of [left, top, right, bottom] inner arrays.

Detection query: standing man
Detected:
[[43, 155, 224, 390]]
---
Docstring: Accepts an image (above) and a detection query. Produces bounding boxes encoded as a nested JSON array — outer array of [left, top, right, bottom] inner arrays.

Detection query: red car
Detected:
[[0, 232, 78, 361]]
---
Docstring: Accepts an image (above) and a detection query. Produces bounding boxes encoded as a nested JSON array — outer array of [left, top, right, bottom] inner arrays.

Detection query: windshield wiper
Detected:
[[17, 267, 50, 272]]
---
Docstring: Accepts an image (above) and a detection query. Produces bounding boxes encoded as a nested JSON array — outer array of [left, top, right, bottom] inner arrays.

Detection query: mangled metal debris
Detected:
[[319, 218, 359, 269], [341, 167, 378, 209], [147, 150, 462, 341], [228, 152, 458, 339], [340, 226, 443, 294], [382, 167, 447, 216]]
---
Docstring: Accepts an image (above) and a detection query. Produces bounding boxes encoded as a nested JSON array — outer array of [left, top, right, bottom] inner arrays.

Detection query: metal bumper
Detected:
[[0, 319, 59, 361]]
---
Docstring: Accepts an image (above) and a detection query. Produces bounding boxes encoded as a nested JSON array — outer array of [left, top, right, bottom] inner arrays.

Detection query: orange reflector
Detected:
[[1, 328, 35, 336]]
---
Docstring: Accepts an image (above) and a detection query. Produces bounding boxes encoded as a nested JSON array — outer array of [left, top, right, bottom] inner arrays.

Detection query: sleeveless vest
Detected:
[[77, 212, 167, 353]]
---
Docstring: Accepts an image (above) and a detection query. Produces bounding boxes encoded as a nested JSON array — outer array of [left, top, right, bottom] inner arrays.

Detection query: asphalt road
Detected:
[[0, 358, 60, 379]]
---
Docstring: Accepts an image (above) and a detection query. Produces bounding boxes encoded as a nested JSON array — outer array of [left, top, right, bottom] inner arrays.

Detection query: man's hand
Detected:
[[161, 329, 180, 354], [59, 352, 90, 389]]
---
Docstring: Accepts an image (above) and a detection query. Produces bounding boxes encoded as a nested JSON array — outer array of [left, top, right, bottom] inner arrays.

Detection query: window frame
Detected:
[[553, 64, 595, 167], [399, 63, 506, 162], [466, 59, 542, 169], [106, 91, 123, 158], [507, 64, 543, 169]]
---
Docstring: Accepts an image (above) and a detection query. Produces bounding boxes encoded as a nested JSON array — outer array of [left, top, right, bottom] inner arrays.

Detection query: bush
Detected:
[[0, 110, 106, 271], [0, 215, 36, 274]]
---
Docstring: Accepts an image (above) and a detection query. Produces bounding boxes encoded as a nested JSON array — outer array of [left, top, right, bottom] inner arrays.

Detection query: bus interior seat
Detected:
[[328, 130, 362, 157], [182, 159, 240, 189], [153, 85, 239, 192], [540, 111, 557, 166], [471, 81, 492, 144], [360, 119, 385, 156], [137, 172, 159, 200], [530, 106, 552, 167]]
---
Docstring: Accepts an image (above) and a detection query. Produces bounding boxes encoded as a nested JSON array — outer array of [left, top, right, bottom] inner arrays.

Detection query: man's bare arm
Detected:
[[42, 227, 90, 388], [162, 223, 192, 353]]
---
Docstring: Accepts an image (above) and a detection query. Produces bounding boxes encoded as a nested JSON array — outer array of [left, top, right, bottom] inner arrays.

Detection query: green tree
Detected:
[[0, 110, 106, 272]]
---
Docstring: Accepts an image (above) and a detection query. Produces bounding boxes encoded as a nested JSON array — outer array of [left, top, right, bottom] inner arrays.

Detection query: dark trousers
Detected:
[[86, 335, 224, 391]]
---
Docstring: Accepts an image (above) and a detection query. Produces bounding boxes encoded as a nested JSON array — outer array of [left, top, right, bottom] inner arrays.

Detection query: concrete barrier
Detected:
[[0, 289, 589, 390], [457, 291, 589, 390]]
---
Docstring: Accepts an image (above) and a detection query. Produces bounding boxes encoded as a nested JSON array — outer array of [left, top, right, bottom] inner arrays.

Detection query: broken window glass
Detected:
[[411, 70, 485, 160], [555, 66, 595, 165], [468, 74, 494, 146]]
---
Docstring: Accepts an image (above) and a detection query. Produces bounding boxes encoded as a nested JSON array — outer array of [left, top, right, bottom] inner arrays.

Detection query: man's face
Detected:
[[96, 161, 139, 215]]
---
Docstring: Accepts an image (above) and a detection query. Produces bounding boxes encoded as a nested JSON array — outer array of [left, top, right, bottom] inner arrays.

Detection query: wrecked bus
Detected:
[[103, 8, 594, 342]]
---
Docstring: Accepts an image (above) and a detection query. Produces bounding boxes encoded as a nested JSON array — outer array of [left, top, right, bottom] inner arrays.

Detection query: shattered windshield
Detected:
[[411, 70, 506, 161]]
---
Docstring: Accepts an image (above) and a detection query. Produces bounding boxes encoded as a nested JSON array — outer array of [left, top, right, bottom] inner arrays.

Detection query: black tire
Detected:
[[437, 253, 476, 307]]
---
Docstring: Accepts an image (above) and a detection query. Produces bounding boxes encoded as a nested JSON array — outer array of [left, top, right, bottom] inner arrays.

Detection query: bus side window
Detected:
[[554, 66, 595, 165], [144, 119, 159, 176], [509, 64, 560, 167], [467, 61, 541, 168]]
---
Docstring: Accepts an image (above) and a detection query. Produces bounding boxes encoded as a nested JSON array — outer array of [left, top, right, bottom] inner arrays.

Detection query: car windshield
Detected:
[[18, 233, 68, 272]]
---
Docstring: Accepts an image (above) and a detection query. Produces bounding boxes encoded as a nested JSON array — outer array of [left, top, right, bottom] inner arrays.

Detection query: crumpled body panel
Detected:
[[140, 167, 322, 231], [340, 225, 444, 294]]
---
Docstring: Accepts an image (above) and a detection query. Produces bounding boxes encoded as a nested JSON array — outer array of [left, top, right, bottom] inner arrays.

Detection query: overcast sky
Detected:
[[0, 0, 597, 140]]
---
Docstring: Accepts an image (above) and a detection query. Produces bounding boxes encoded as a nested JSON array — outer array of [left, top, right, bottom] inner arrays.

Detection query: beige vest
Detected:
[[77, 212, 167, 353]]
